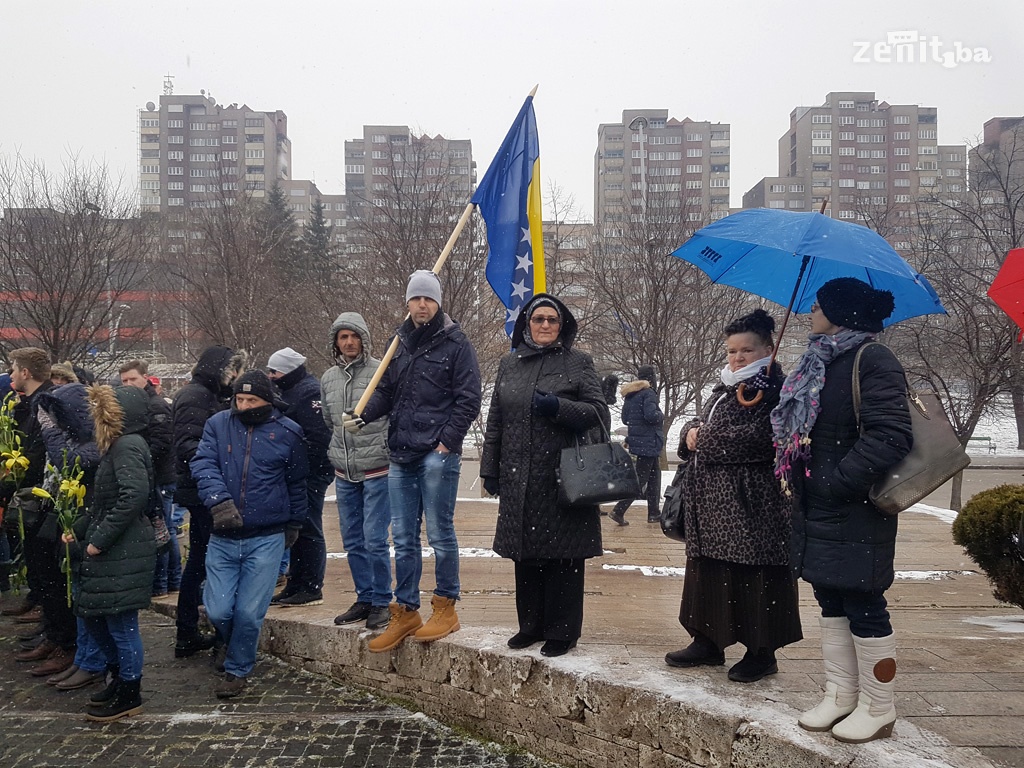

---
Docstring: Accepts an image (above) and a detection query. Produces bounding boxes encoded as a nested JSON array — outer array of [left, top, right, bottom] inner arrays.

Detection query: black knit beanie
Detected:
[[816, 277, 895, 333], [233, 370, 275, 403]]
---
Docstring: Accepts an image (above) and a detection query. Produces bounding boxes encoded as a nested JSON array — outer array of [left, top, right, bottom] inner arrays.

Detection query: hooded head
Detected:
[[89, 384, 149, 453], [191, 345, 247, 391], [816, 277, 895, 333], [637, 364, 657, 389], [511, 294, 578, 350], [36, 383, 94, 442], [330, 312, 372, 364]]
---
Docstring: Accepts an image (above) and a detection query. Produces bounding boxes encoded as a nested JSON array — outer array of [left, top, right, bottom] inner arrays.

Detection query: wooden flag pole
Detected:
[[353, 200, 477, 415]]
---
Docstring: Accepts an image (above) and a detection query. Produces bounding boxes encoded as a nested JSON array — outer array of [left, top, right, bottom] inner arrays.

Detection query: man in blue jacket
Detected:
[[266, 347, 332, 607], [345, 270, 481, 652], [191, 370, 308, 699]]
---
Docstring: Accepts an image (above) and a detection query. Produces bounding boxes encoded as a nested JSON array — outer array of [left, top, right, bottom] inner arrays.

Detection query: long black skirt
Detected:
[[678, 556, 803, 652]]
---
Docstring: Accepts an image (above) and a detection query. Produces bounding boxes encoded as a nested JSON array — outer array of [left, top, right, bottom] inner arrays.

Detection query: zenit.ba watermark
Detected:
[[853, 31, 991, 67]]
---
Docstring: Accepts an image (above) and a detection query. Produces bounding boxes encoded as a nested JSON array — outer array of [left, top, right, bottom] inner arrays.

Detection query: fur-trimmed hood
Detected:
[[191, 346, 247, 393], [620, 379, 652, 398], [89, 385, 149, 453]]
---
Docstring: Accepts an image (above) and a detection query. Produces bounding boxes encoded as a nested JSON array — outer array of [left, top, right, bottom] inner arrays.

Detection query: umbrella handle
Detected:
[[736, 383, 763, 407]]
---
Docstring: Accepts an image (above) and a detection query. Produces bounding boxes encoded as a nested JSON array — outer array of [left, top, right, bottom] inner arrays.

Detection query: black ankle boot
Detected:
[[665, 635, 725, 668], [86, 677, 143, 722], [175, 631, 215, 658], [728, 648, 778, 683], [89, 666, 120, 704]]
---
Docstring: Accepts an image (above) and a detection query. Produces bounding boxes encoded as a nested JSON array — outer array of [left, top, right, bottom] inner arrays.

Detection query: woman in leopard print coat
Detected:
[[665, 309, 802, 683]]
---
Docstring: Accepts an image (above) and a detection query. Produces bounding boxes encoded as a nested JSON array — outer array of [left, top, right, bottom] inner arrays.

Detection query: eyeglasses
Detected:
[[530, 316, 561, 326]]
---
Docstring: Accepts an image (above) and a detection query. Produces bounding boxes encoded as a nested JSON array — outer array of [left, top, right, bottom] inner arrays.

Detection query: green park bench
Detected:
[[967, 436, 996, 454]]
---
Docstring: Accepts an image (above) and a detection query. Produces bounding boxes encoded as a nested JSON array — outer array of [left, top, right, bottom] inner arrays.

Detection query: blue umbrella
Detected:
[[670, 208, 946, 326]]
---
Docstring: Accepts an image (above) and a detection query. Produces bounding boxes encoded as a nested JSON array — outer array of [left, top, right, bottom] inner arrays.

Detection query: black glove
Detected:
[[533, 389, 559, 418], [482, 477, 500, 497], [210, 500, 244, 531], [284, 526, 301, 549]]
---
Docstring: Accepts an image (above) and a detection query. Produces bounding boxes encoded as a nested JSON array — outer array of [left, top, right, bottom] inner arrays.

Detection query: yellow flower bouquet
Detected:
[[32, 454, 87, 607]]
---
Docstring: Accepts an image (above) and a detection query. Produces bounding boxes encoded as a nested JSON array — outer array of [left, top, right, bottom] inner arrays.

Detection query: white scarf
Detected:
[[720, 356, 772, 387]]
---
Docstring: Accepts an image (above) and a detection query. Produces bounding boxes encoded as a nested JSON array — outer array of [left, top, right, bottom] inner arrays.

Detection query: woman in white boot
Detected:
[[771, 278, 913, 743]]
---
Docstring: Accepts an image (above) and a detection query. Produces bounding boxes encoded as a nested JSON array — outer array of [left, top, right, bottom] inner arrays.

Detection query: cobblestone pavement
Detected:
[[0, 610, 554, 768]]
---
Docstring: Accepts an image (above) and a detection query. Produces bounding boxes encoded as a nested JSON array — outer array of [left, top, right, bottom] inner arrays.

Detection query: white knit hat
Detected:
[[267, 347, 307, 374]]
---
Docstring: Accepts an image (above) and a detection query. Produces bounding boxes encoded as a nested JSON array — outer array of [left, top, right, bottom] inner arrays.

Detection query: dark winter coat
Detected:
[[76, 386, 157, 618], [481, 294, 609, 562], [679, 366, 791, 564], [320, 312, 390, 481], [361, 311, 481, 463], [619, 380, 664, 458], [275, 364, 332, 481], [0, 380, 55, 509], [790, 342, 913, 592], [191, 408, 309, 537], [171, 346, 244, 507], [143, 382, 175, 486], [36, 383, 100, 506]]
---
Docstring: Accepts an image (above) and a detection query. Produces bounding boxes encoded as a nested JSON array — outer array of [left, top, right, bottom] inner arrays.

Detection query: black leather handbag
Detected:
[[557, 425, 640, 508], [660, 462, 687, 542]]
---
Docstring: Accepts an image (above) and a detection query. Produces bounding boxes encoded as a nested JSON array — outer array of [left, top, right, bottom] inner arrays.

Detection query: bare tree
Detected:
[[0, 154, 152, 366]]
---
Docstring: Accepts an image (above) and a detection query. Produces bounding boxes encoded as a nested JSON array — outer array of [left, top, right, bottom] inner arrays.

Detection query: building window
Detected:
[[222, 135, 237, 144], [838, 132, 855, 141], [919, 130, 937, 139], [222, 151, 238, 161], [789, 184, 804, 192], [947, 152, 963, 162], [811, 114, 832, 123], [372, 166, 389, 175], [894, 132, 911, 141], [140, 164, 159, 175], [372, 134, 387, 143], [838, 100, 854, 109], [168, 197, 184, 206], [685, 180, 703, 189], [244, 149, 265, 159], [665, 136, 682, 145], [893, 147, 910, 156], [812, 130, 832, 140], [141, 180, 160, 190], [345, 164, 364, 174], [838, 210, 856, 219], [710, 178, 728, 187], [838, 179, 855, 187], [894, 179, 911, 187], [167, 119, 183, 128], [222, 119, 238, 128], [811, 145, 832, 155], [686, 164, 703, 173], [245, 118, 263, 127], [141, 118, 159, 128], [189, 123, 206, 131], [685, 133, 704, 142], [768, 200, 786, 209], [838, 147, 855, 156], [788, 200, 803, 208], [893, 115, 910, 124], [167, 135, 183, 144], [686, 148, 703, 157], [918, 146, 938, 155]]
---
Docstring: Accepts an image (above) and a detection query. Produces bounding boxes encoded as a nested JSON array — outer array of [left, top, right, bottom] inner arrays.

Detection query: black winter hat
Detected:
[[637, 364, 657, 388], [816, 277, 895, 333], [233, 370, 275, 403]]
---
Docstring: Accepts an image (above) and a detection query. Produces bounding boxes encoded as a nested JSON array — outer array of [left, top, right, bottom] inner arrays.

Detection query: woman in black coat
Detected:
[[666, 310, 800, 683], [772, 278, 912, 744], [480, 294, 609, 657]]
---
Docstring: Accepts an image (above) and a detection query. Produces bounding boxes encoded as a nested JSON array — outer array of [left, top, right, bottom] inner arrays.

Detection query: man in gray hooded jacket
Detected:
[[320, 312, 392, 630]]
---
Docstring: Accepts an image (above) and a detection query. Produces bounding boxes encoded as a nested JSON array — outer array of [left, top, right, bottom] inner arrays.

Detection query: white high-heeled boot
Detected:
[[831, 633, 897, 743], [798, 616, 859, 731]]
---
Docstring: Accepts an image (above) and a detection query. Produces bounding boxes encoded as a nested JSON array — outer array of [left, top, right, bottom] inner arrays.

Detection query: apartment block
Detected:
[[139, 93, 290, 215], [742, 91, 966, 222], [278, 179, 347, 246], [594, 109, 731, 245], [970, 116, 1024, 195]]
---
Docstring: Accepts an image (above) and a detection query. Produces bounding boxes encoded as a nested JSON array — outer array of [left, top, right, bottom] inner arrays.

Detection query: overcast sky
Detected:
[[2, 0, 1021, 220]]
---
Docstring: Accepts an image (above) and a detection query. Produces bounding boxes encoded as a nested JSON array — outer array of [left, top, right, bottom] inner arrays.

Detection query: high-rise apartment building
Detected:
[[138, 93, 290, 215], [594, 109, 731, 246], [742, 91, 966, 223], [970, 116, 1024, 195], [278, 179, 347, 247]]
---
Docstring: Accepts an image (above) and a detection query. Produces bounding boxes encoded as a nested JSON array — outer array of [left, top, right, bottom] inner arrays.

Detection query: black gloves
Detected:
[[532, 390, 559, 418], [211, 499, 244, 531], [482, 477, 500, 497], [284, 526, 301, 549]]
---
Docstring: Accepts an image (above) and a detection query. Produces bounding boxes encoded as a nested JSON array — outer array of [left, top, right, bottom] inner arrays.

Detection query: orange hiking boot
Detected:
[[367, 603, 422, 653], [413, 595, 460, 643]]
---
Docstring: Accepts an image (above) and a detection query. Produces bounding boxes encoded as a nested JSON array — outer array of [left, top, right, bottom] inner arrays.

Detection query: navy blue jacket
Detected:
[[620, 380, 664, 458], [275, 365, 332, 480], [191, 408, 309, 537], [362, 312, 481, 463]]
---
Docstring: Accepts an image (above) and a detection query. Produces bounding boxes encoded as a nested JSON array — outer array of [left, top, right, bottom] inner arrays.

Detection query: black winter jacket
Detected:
[[171, 346, 239, 507], [790, 341, 913, 592], [143, 382, 175, 486], [0, 380, 55, 509], [619, 380, 664, 458], [362, 312, 481, 463], [482, 294, 609, 561], [275, 365, 332, 480]]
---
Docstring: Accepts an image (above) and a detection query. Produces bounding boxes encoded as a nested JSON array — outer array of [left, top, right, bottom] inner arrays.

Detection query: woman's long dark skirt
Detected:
[[679, 555, 803, 652]]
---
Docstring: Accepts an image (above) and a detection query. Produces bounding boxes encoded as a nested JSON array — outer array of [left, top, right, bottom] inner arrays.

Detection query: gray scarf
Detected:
[[771, 329, 875, 495]]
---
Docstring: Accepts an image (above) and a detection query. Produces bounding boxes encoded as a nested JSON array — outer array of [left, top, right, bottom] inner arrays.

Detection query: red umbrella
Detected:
[[988, 248, 1024, 340]]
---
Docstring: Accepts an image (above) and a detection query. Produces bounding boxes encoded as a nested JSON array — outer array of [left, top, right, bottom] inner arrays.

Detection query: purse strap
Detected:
[[852, 342, 919, 432]]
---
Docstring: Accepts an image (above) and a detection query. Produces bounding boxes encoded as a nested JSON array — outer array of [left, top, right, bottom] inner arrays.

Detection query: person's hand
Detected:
[[483, 477, 499, 497], [685, 427, 699, 452], [86, 543, 101, 557], [211, 500, 244, 531], [342, 410, 365, 434], [533, 390, 559, 418], [284, 526, 300, 549], [61, 531, 75, 544], [435, 443, 450, 454]]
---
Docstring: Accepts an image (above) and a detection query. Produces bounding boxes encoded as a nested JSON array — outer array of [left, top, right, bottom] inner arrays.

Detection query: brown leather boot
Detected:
[[15, 639, 57, 662], [30, 646, 75, 677], [367, 604, 422, 653], [413, 596, 460, 643]]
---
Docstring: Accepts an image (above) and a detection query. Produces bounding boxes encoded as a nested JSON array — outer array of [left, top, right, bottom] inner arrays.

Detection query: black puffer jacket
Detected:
[[482, 294, 609, 561], [619, 380, 663, 458], [76, 386, 157, 617], [171, 346, 244, 507], [275, 364, 332, 480], [790, 342, 913, 592]]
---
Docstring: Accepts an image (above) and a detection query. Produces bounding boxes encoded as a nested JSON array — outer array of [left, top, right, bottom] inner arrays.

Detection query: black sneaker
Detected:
[[540, 639, 577, 657], [274, 590, 323, 607], [507, 632, 542, 649], [334, 601, 372, 625], [175, 632, 216, 658], [270, 586, 297, 605], [365, 605, 390, 630], [727, 649, 778, 683], [664, 638, 725, 668], [609, 509, 629, 526]]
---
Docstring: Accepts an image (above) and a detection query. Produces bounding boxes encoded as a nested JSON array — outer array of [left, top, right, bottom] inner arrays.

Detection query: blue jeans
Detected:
[[153, 484, 182, 593], [336, 475, 392, 607], [389, 451, 462, 610], [204, 532, 285, 678], [286, 473, 331, 593], [71, 580, 105, 673], [83, 611, 144, 681]]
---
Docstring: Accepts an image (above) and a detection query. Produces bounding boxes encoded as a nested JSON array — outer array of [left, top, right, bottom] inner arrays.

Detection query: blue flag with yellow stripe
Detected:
[[471, 94, 545, 336]]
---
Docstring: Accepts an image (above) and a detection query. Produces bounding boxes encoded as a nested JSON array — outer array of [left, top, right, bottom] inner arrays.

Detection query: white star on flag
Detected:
[[515, 252, 533, 273], [510, 279, 530, 300]]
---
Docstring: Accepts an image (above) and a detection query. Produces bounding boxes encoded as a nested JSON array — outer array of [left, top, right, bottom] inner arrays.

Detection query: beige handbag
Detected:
[[853, 343, 971, 515]]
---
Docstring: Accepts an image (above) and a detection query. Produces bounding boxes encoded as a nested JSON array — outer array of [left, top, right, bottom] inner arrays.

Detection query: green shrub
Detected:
[[952, 484, 1024, 611]]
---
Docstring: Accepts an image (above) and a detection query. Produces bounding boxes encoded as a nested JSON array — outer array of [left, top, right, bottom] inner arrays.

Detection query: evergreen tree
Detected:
[[301, 196, 334, 284]]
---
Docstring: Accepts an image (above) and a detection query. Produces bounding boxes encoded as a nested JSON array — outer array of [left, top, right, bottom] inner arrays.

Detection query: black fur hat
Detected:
[[816, 277, 895, 333]]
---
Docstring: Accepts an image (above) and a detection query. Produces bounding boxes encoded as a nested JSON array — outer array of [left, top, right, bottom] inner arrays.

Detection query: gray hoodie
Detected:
[[320, 312, 390, 481]]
